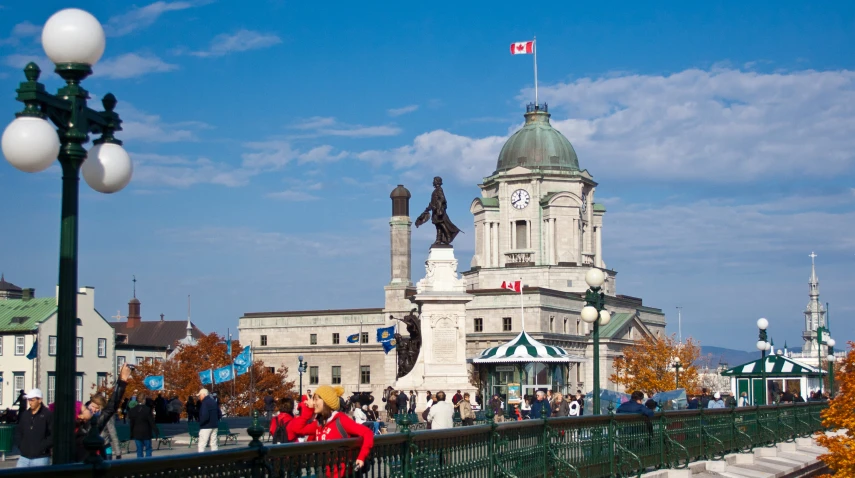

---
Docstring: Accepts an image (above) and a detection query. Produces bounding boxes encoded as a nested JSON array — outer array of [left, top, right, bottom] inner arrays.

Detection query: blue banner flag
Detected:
[[214, 365, 234, 384], [227, 338, 232, 356], [199, 369, 213, 385], [347, 333, 359, 343], [26, 339, 37, 360], [234, 346, 251, 376], [376, 326, 397, 354], [143, 375, 164, 391], [382, 337, 397, 354]]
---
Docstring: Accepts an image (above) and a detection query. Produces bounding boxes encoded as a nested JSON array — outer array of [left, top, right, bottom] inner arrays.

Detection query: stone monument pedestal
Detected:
[[395, 246, 476, 412]]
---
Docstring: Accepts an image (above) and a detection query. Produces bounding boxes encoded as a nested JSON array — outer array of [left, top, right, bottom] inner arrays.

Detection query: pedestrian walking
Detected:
[[455, 393, 476, 426], [408, 391, 417, 414], [427, 391, 455, 430], [396, 390, 408, 418], [168, 396, 182, 423], [574, 390, 585, 416], [707, 392, 726, 409], [452, 390, 463, 405], [13, 390, 27, 423], [270, 397, 296, 444], [186, 396, 197, 422], [490, 394, 505, 423], [551, 393, 569, 417], [264, 391, 275, 420], [530, 391, 549, 419], [13, 389, 51, 468], [197, 388, 221, 452], [288, 385, 374, 477], [128, 392, 157, 458]]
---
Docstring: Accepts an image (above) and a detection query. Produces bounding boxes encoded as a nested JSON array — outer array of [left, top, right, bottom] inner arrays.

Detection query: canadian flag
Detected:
[[510, 41, 533, 55], [501, 280, 522, 292]]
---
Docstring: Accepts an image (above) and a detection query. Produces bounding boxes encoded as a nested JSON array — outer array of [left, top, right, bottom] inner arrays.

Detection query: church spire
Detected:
[[809, 252, 819, 297], [803, 252, 825, 355]]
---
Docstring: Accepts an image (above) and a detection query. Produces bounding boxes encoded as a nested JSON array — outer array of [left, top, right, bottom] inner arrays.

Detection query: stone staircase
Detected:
[[641, 431, 841, 478]]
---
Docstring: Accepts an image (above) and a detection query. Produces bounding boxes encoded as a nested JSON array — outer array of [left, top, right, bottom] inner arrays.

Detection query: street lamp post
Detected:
[[1, 9, 132, 465], [826, 338, 836, 397], [674, 357, 682, 389], [755, 318, 771, 405], [580, 268, 611, 415], [297, 355, 308, 400]]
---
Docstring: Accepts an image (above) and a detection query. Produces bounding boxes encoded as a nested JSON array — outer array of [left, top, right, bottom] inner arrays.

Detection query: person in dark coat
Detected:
[[72, 364, 132, 462], [119, 397, 130, 424], [128, 395, 157, 458], [197, 388, 221, 452], [616, 391, 655, 417], [396, 390, 408, 417], [154, 393, 168, 423], [13, 389, 51, 467], [13, 390, 27, 422], [185, 397, 197, 422]]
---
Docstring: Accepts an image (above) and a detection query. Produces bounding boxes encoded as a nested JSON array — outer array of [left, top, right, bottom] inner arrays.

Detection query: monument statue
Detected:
[[415, 176, 460, 246], [390, 309, 422, 379]]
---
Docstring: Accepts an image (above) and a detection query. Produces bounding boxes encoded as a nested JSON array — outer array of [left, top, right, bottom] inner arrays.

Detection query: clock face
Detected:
[[511, 189, 530, 209]]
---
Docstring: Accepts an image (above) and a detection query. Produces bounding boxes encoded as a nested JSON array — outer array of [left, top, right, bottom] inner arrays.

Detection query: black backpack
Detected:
[[272, 416, 288, 444]]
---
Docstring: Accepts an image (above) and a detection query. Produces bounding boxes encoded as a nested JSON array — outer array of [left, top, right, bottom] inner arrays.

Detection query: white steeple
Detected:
[[802, 252, 825, 354]]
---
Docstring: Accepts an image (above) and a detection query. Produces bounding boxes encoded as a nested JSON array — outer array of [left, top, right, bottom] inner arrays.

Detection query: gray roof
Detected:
[[0, 274, 22, 292], [111, 320, 204, 349]]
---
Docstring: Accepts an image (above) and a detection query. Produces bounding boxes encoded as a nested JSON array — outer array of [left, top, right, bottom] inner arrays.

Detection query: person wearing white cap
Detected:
[[14, 389, 52, 468], [707, 392, 726, 409]]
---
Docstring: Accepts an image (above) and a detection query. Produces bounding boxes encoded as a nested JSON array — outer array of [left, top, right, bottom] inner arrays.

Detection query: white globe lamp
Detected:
[[580, 306, 599, 324], [2, 117, 60, 172], [827, 338, 836, 348], [756, 340, 767, 351], [585, 268, 605, 288], [756, 318, 768, 330], [598, 309, 611, 326], [827, 354, 835, 362], [41, 8, 106, 66], [82, 143, 132, 193]]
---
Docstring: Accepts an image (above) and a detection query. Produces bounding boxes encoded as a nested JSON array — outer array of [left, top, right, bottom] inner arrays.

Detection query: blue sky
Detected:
[[0, 1, 853, 354]]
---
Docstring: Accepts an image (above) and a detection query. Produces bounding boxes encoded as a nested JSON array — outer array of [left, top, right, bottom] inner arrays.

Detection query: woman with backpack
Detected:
[[270, 397, 296, 444], [288, 385, 374, 477]]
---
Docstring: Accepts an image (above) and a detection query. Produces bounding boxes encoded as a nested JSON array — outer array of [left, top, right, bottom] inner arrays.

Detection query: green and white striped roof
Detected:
[[474, 330, 586, 363], [721, 355, 824, 377]]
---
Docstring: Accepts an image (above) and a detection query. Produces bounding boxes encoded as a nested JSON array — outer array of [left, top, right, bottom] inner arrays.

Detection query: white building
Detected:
[[239, 104, 666, 398], [0, 284, 115, 407]]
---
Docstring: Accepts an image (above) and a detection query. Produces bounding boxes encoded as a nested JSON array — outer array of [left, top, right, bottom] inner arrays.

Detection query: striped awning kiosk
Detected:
[[721, 355, 825, 405], [473, 330, 586, 364]]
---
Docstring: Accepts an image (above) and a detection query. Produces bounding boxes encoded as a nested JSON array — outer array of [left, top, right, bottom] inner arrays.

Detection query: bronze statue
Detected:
[[416, 176, 460, 246], [390, 309, 422, 379]]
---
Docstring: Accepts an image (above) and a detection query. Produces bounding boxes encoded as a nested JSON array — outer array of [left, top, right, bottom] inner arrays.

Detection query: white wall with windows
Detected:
[[0, 333, 38, 407]]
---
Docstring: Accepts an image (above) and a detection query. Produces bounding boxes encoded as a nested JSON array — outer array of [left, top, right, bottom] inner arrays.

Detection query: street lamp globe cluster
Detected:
[[580, 268, 610, 415], [1, 8, 132, 465], [756, 318, 770, 356]]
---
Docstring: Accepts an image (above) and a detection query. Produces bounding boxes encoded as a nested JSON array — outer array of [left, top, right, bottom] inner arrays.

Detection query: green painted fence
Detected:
[[0, 402, 826, 478]]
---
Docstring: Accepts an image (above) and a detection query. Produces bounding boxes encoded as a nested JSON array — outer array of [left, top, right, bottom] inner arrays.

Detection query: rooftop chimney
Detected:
[[127, 297, 141, 328], [22, 288, 34, 301]]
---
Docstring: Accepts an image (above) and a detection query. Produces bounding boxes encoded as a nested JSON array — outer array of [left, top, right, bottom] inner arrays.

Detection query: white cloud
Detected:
[[299, 145, 347, 163], [606, 192, 855, 269], [161, 226, 365, 257], [132, 153, 253, 187], [357, 68, 855, 183], [95, 53, 178, 79], [388, 104, 419, 117], [3, 54, 48, 69], [0, 21, 41, 45], [289, 116, 401, 138], [191, 30, 281, 58], [105, 1, 195, 37], [266, 190, 320, 201], [241, 140, 347, 170], [120, 103, 210, 143]]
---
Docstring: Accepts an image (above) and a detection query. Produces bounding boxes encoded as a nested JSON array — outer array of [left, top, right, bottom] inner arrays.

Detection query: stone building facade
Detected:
[[239, 103, 666, 398]]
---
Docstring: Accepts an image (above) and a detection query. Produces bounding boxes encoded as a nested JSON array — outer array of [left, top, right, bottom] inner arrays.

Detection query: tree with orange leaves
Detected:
[[816, 341, 854, 478], [610, 334, 701, 395], [94, 333, 296, 416]]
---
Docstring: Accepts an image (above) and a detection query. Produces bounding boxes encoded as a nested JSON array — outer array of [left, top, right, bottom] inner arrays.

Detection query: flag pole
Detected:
[[357, 317, 363, 393], [533, 36, 538, 106], [520, 278, 525, 332]]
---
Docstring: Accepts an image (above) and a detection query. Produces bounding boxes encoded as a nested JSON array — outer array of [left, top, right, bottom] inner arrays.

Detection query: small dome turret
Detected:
[[495, 104, 580, 174]]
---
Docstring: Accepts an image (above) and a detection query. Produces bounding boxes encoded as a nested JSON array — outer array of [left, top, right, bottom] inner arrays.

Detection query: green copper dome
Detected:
[[495, 104, 579, 174]]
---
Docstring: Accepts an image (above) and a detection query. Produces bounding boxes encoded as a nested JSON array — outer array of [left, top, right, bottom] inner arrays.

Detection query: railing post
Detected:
[[699, 404, 707, 459], [542, 402, 549, 477], [608, 404, 615, 477], [247, 410, 269, 478], [659, 408, 666, 469], [484, 405, 496, 478], [396, 412, 413, 477]]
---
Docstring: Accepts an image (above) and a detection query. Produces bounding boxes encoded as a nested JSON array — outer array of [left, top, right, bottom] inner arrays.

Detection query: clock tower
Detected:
[[466, 103, 613, 294]]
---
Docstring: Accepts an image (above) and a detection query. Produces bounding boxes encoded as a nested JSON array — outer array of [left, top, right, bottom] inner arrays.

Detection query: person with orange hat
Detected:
[[288, 384, 374, 477]]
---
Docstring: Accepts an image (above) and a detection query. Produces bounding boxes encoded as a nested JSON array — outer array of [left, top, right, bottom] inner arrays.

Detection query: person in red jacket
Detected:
[[287, 384, 374, 476], [270, 397, 296, 444]]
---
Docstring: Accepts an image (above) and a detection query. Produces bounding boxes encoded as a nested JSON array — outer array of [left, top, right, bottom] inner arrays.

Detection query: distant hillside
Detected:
[[697, 346, 758, 368]]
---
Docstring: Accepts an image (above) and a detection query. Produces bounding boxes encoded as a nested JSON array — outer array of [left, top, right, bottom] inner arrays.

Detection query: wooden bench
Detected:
[[155, 424, 173, 450], [187, 422, 200, 448], [115, 425, 132, 455], [217, 422, 240, 446]]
